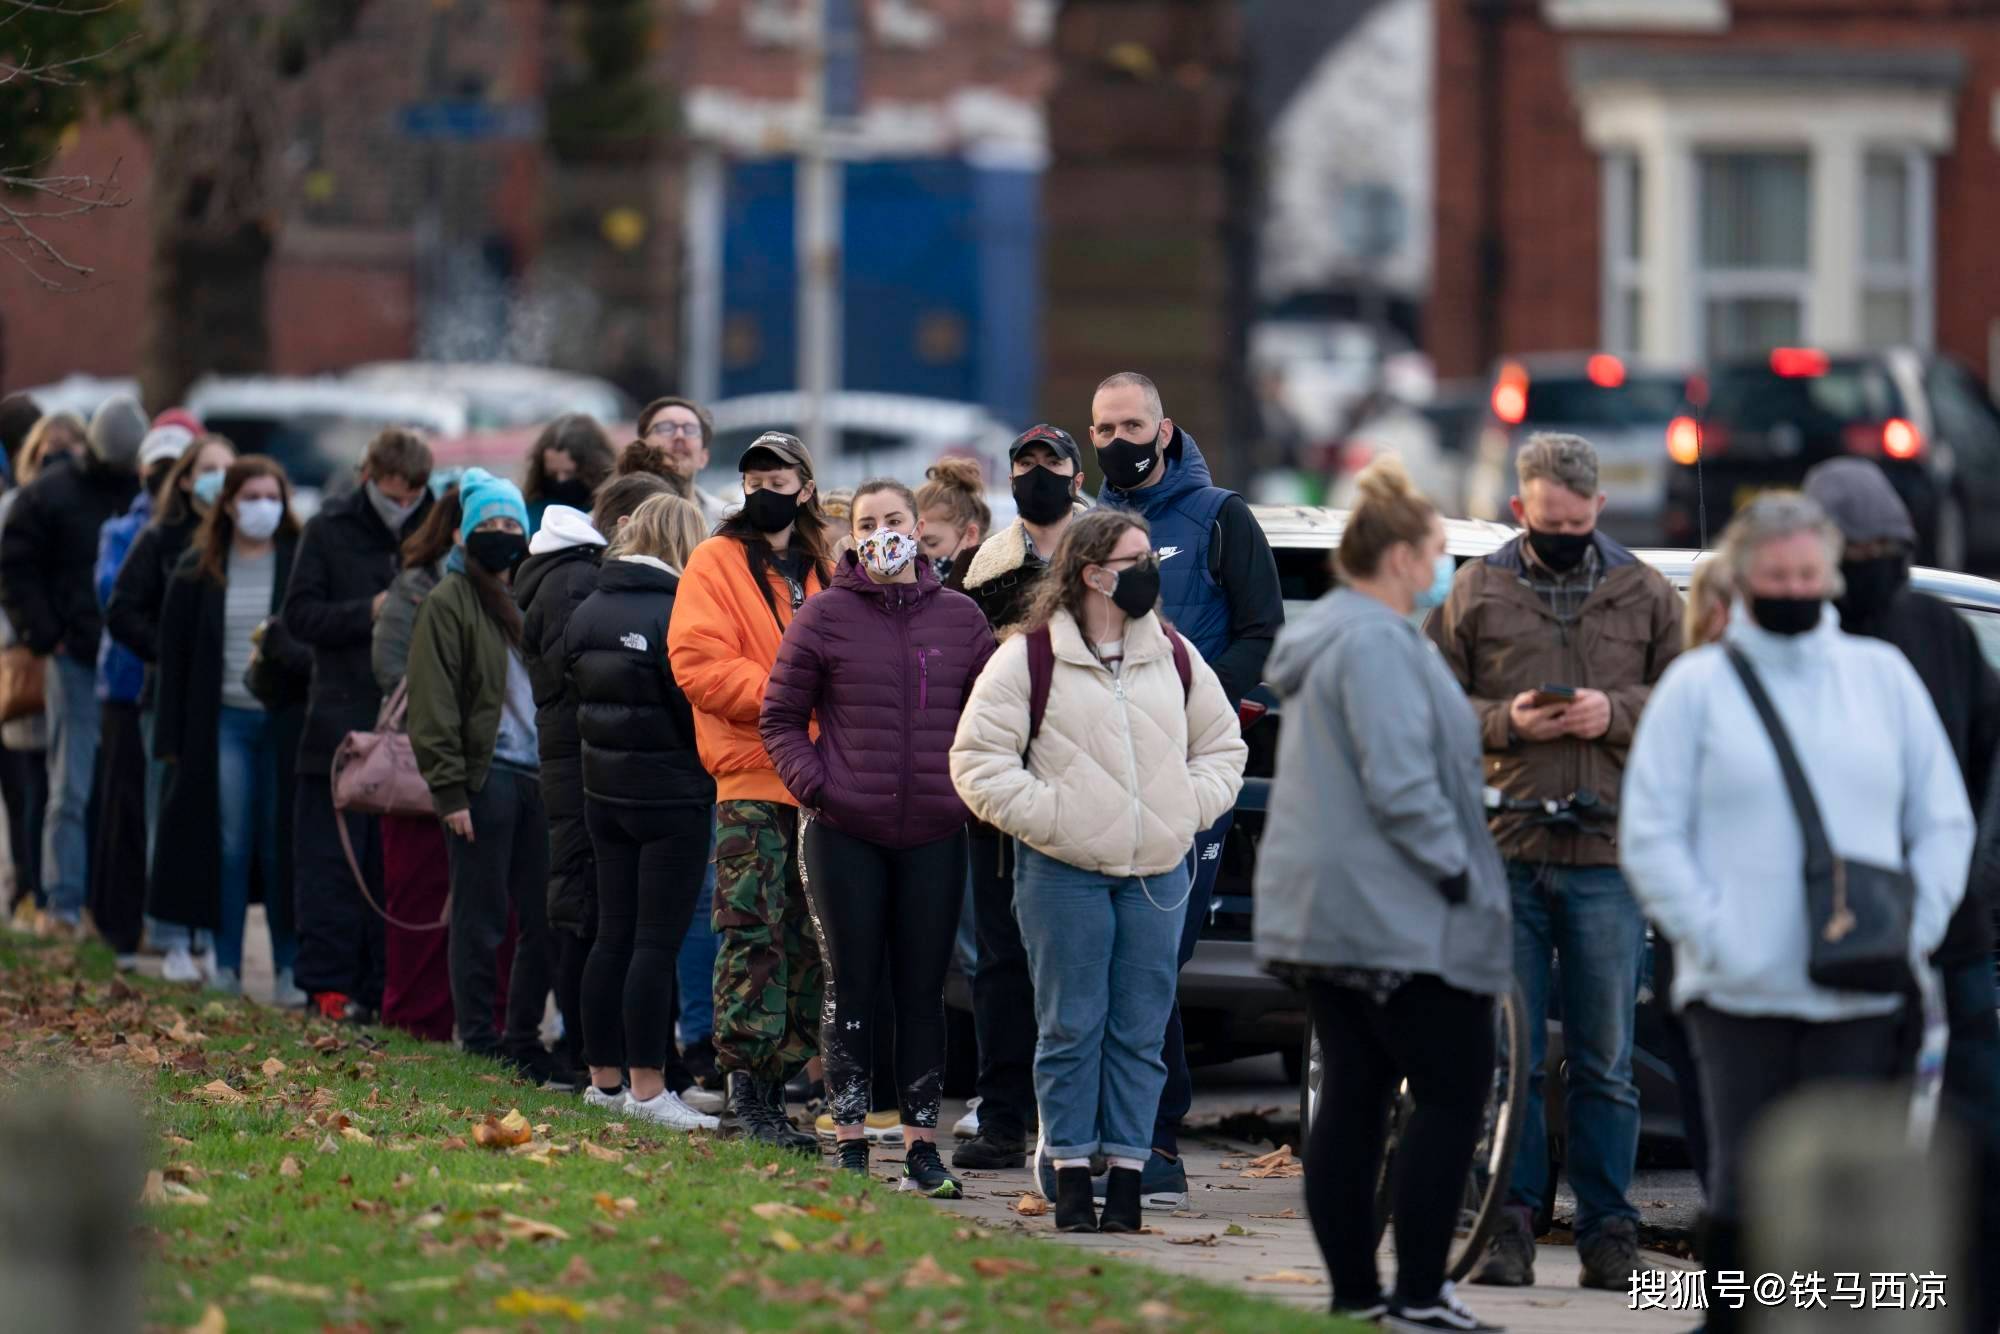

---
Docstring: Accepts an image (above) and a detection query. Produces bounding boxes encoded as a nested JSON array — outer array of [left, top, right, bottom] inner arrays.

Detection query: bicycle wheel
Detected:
[[1372, 985, 1531, 1282]]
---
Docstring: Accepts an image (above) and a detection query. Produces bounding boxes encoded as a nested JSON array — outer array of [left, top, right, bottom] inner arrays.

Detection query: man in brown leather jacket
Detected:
[[1426, 432, 1683, 1293]]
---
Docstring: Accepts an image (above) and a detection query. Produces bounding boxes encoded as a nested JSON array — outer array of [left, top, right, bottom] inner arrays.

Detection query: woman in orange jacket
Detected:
[[666, 431, 831, 1149]]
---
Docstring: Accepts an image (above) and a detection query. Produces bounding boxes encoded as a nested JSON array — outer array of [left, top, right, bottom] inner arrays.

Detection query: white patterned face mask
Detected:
[[858, 527, 919, 579]]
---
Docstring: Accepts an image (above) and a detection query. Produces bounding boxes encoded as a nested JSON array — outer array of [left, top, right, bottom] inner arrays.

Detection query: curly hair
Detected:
[[523, 414, 615, 503]]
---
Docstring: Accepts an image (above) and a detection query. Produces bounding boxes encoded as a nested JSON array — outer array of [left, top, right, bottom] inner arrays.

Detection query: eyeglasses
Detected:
[[647, 420, 704, 440]]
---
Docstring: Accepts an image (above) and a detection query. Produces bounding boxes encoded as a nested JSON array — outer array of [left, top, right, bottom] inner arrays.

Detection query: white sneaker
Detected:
[[627, 1089, 720, 1132], [161, 947, 202, 985], [677, 1085, 726, 1116], [582, 1085, 628, 1112], [952, 1096, 982, 1139], [193, 947, 218, 983], [208, 967, 242, 998], [271, 968, 308, 1009]]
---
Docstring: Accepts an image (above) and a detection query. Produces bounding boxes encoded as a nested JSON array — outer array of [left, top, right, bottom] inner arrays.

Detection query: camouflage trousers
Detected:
[[711, 799, 822, 1083]]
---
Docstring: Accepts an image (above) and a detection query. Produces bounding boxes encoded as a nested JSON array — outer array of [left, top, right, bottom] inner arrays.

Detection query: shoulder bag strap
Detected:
[[1025, 625, 1054, 746], [1723, 645, 1835, 874]]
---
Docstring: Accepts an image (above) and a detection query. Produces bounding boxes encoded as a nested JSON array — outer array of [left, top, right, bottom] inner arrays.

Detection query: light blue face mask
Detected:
[[191, 469, 225, 509], [1413, 552, 1456, 611]]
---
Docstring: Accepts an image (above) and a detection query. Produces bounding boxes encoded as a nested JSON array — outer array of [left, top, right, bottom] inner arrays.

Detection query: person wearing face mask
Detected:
[[667, 432, 832, 1149], [1803, 456, 2000, 1333], [1088, 372, 1283, 1206], [1254, 457, 1510, 1332], [636, 395, 732, 528], [522, 414, 615, 535], [943, 423, 1088, 1171], [760, 478, 997, 1192], [1620, 492, 1973, 1334], [148, 457, 306, 997], [950, 509, 1246, 1234], [406, 468, 566, 1082], [914, 457, 991, 585], [1427, 431, 1683, 1293], [283, 428, 434, 1026]]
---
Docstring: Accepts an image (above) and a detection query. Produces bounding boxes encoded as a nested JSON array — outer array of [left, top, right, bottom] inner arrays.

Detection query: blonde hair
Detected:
[[1684, 557, 1733, 652], [914, 455, 992, 537], [1337, 455, 1437, 579], [19, 412, 86, 482], [607, 492, 707, 571]]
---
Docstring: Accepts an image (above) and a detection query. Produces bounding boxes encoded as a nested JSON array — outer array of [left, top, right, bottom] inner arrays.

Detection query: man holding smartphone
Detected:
[[1426, 433, 1684, 1292]]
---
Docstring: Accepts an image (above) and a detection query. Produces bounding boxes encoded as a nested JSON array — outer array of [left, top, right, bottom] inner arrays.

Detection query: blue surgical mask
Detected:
[[191, 469, 225, 509], [1413, 552, 1455, 611]]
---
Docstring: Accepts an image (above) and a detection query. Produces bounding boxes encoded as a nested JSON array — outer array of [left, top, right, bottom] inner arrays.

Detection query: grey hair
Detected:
[[1719, 491, 1846, 599], [1094, 371, 1164, 422], [1516, 432, 1600, 498]]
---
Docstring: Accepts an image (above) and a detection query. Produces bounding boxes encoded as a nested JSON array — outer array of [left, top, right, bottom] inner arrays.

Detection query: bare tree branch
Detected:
[[0, 160, 123, 289]]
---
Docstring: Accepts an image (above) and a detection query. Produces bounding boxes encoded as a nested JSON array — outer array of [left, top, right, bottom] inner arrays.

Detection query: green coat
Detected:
[[406, 570, 511, 817]]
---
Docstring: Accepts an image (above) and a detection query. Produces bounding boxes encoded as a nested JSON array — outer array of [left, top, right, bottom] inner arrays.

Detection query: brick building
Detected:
[[1431, 0, 2000, 383]]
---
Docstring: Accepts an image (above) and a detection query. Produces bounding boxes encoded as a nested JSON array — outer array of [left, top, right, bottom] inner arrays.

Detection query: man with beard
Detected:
[[1428, 431, 1682, 1293], [636, 396, 732, 530]]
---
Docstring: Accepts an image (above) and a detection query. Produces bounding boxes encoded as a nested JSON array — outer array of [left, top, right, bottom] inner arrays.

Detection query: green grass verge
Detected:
[[0, 937, 1350, 1332]]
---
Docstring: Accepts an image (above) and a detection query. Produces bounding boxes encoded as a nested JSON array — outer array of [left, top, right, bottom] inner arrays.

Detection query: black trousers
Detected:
[[1305, 976, 1494, 1309], [445, 765, 552, 1059], [292, 774, 386, 1006], [0, 744, 47, 910], [547, 799, 593, 1072], [579, 799, 708, 1083], [803, 820, 965, 1130], [86, 702, 147, 954], [967, 826, 1035, 1140]]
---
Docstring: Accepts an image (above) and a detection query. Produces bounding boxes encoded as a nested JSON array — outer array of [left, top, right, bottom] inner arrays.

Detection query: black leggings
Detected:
[[802, 819, 964, 1129], [1305, 976, 1494, 1309], [580, 800, 710, 1081]]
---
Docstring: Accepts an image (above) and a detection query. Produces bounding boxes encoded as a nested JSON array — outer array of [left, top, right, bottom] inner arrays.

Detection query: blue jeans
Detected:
[[1013, 843, 1189, 1162], [675, 819, 718, 1047], [1504, 861, 1644, 1242], [42, 655, 99, 922], [1153, 809, 1235, 1154], [216, 706, 294, 976]]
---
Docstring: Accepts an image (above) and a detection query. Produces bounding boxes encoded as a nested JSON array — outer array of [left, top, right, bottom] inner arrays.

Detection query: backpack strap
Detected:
[[1166, 625, 1192, 701], [1026, 624, 1055, 745]]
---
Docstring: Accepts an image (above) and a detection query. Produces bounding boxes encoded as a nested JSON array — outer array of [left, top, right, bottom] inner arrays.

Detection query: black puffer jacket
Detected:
[[0, 454, 139, 663], [515, 539, 602, 769], [564, 557, 715, 809], [106, 512, 201, 705]]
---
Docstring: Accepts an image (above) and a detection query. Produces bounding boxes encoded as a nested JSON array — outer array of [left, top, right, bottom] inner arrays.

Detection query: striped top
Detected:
[[220, 547, 275, 711]]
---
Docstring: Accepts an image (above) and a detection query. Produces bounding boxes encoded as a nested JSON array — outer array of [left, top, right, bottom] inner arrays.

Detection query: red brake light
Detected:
[[1770, 347, 1829, 378], [1883, 418, 1923, 460], [1491, 361, 1529, 425], [1666, 416, 1702, 466], [1586, 354, 1625, 389]]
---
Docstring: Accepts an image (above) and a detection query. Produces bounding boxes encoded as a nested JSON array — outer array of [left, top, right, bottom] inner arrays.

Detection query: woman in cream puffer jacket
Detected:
[[949, 509, 1246, 1234]]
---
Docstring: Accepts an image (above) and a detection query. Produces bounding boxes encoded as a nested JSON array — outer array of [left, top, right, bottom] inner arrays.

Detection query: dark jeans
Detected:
[[1504, 861, 1645, 1242], [1305, 976, 1494, 1309], [968, 825, 1035, 1141], [802, 820, 965, 1130], [1153, 809, 1234, 1155], [445, 765, 552, 1060], [0, 743, 47, 910], [85, 701, 147, 954], [579, 800, 709, 1081], [292, 775, 386, 1007], [1941, 957, 2000, 1334]]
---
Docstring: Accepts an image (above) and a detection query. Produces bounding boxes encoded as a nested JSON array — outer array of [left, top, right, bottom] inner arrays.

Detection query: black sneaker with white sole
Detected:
[[900, 1141, 962, 1199], [1386, 1284, 1504, 1332], [1331, 1293, 1389, 1322]]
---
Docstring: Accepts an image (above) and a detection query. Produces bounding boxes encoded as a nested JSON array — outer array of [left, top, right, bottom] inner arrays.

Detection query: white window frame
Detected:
[[1859, 146, 1934, 350], [1601, 152, 1643, 356], [1692, 148, 1813, 361]]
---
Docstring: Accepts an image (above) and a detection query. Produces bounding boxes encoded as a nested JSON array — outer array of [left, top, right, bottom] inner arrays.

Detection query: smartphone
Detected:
[[1531, 684, 1576, 709]]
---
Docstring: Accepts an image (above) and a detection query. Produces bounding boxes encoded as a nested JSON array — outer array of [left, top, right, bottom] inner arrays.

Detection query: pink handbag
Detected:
[[330, 681, 447, 930]]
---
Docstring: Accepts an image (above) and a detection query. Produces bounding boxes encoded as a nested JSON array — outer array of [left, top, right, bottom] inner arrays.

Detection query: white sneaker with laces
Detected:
[[677, 1085, 726, 1116], [1386, 1282, 1503, 1333], [271, 968, 308, 1009], [582, 1085, 628, 1112], [627, 1089, 721, 1132], [952, 1096, 982, 1139], [161, 947, 202, 985]]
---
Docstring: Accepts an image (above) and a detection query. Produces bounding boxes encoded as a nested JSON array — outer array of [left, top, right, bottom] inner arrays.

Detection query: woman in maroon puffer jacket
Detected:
[[761, 477, 996, 1194]]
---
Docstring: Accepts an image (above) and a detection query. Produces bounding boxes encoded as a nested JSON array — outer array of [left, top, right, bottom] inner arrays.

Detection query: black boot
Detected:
[[1099, 1166, 1142, 1233], [764, 1081, 820, 1154], [722, 1071, 769, 1142], [1055, 1166, 1098, 1233]]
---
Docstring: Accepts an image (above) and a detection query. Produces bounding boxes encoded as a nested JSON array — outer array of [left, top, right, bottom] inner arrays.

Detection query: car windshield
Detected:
[[1705, 362, 1905, 430], [1523, 374, 1689, 427]]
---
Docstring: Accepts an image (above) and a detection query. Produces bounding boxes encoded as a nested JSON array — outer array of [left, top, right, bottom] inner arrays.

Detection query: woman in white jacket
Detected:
[[950, 508, 1246, 1235], [1620, 492, 1972, 1328]]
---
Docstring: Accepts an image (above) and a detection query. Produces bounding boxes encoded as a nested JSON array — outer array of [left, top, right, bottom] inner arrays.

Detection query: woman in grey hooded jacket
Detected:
[[1253, 457, 1510, 1333]]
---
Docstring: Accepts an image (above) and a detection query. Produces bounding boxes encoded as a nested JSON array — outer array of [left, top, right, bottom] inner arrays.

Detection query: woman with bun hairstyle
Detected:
[[761, 477, 997, 1193], [1252, 457, 1509, 1332], [950, 507, 1246, 1234], [523, 414, 615, 534], [149, 456, 308, 998], [915, 456, 991, 584]]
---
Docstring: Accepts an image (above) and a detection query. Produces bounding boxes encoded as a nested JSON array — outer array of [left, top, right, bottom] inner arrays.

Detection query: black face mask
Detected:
[[466, 530, 528, 576], [1097, 434, 1162, 491], [1750, 595, 1822, 637], [541, 477, 593, 510], [931, 555, 956, 582], [1836, 555, 1908, 626], [1011, 465, 1075, 525], [1104, 558, 1162, 619], [1527, 527, 1594, 573], [741, 486, 802, 534]]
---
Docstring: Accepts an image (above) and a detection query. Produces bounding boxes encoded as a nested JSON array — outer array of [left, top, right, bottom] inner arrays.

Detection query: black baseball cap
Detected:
[[737, 430, 815, 479], [1008, 423, 1081, 471]]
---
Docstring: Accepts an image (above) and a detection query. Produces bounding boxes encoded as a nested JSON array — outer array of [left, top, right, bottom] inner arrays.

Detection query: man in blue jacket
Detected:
[[1092, 371, 1284, 1208]]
